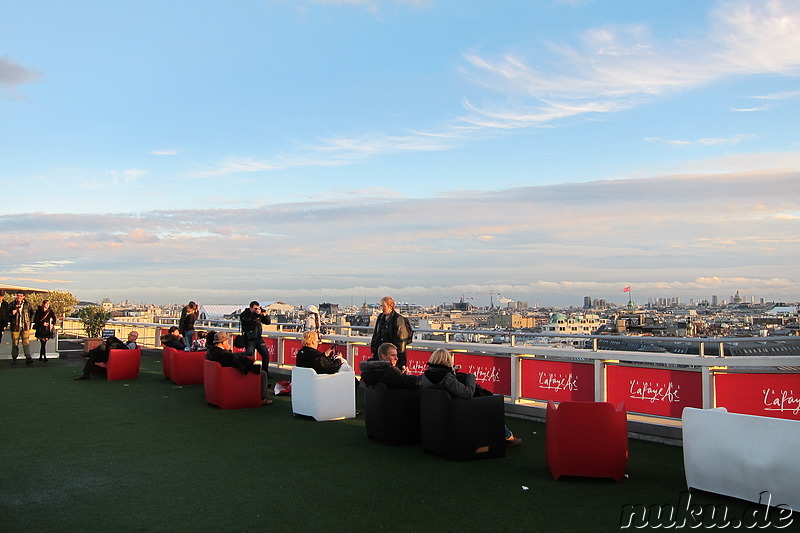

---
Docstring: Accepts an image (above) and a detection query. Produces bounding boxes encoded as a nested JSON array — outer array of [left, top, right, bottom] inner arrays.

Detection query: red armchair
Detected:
[[203, 359, 261, 409], [162, 347, 173, 379], [166, 347, 206, 385], [545, 401, 629, 483], [93, 348, 141, 381]]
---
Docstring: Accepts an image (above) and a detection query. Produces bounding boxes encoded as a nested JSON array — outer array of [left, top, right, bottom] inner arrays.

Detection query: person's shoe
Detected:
[[25, 358, 33, 365], [505, 437, 523, 448], [11, 358, 17, 365], [261, 399, 273, 406], [74, 374, 90, 381]]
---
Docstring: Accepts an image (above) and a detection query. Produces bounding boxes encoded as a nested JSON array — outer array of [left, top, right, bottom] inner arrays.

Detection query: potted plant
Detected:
[[78, 305, 111, 354]]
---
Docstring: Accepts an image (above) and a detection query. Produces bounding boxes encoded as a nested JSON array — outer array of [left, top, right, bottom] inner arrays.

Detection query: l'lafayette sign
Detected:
[[520, 359, 594, 402], [607, 366, 702, 418], [716, 373, 800, 420]]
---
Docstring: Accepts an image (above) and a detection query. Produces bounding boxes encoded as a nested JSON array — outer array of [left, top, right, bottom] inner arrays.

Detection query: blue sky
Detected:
[[2, 0, 800, 308]]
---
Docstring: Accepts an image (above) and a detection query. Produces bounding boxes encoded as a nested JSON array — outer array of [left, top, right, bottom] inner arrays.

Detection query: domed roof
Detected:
[[550, 312, 567, 323]]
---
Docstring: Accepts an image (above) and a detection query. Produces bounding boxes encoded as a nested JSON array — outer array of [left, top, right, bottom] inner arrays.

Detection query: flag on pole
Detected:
[[623, 286, 631, 293]]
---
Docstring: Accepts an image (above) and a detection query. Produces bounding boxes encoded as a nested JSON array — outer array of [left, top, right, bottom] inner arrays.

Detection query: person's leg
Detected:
[[254, 340, 270, 378], [21, 329, 31, 362], [260, 370, 272, 405], [11, 330, 20, 362], [77, 347, 108, 379], [39, 338, 47, 360], [183, 330, 194, 350]]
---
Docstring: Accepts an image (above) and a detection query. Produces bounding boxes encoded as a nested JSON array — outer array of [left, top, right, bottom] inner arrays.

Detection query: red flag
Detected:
[[623, 286, 631, 292]]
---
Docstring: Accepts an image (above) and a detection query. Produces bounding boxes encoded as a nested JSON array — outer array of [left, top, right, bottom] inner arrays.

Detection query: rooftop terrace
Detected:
[[0, 338, 795, 532]]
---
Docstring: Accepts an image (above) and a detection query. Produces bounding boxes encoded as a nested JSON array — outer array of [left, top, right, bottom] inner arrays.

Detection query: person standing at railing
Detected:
[[239, 301, 271, 377], [303, 305, 322, 333], [370, 296, 413, 370], [33, 299, 57, 362], [179, 301, 199, 350], [9, 292, 34, 365], [0, 291, 9, 346]]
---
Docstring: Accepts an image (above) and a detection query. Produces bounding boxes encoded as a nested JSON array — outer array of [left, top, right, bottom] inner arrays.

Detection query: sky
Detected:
[[2, 0, 800, 309]]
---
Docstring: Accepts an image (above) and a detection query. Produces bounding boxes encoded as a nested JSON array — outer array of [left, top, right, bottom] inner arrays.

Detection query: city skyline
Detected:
[[2, 1, 800, 307]]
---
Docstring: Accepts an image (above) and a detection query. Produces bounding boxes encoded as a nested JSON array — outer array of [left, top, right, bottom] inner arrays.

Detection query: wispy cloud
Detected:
[[644, 134, 754, 147], [185, 128, 471, 179], [460, 0, 800, 128], [150, 149, 178, 156]]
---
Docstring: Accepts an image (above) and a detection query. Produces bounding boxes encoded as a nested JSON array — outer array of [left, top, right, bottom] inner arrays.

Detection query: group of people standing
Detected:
[[0, 291, 58, 364]]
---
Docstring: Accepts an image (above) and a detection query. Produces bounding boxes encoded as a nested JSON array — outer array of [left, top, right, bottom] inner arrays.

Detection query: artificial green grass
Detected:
[[0, 349, 789, 532]]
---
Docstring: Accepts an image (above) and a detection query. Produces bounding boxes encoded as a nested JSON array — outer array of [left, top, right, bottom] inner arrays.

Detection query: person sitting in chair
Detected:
[[360, 342, 421, 390], [295, 331, 349, 374], [421, 348, 521, 448], [206, 331, 272, 406], [74, 331, 138, 380], [161, 326, 187, 350]]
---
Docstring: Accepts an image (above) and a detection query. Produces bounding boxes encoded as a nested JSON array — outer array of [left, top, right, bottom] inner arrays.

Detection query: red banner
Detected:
[[263, 337, 278, 362], [715, 373, 800, 420], [607, 366, 702, 418], [282, 338, 339, 366], [520, 359, 595, 402], [452, 353, 511, 396], [405, 349, 433, 375]]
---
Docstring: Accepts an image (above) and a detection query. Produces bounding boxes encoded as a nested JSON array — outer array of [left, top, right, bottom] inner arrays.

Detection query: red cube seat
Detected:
[[165, 347, 206, 385], [94, 348, 141, 381], [203, 359, 261, 409], [545, 401, 629, 483]]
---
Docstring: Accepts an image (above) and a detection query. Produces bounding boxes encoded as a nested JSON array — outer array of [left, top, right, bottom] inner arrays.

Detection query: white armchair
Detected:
[[291, 366, 356, 421]]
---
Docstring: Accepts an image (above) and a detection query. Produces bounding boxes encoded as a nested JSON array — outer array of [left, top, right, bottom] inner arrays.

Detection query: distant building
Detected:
[[540, 313, 604, 335]]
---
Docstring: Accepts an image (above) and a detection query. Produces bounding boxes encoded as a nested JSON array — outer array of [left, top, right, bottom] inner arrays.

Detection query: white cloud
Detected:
[[644, 134, 754, 147], [460, 0, 800, 128], [2, 168, 799, 305], [150, 149, 178, 156]]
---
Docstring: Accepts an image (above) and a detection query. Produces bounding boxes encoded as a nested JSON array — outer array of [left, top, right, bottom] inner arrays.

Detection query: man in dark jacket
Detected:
[[369, 296, 412, 369], [239, 301, 271, 372], [75, 331, 138, 380], [206, 331, 271, 405], [360, 342, 420, 390], [9, 292, 34, 364]]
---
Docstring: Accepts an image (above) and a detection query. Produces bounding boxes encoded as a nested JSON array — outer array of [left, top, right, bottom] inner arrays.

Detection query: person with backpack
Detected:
[[370, 296, 413, 370]]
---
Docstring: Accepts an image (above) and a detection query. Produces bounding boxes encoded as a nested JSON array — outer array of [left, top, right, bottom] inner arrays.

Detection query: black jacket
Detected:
[[179, 306, 197, 334], [421, 363, 475, 399], [296, 346, 342, 374], [359, 360, 421, 390], [207, 345, 261, 375], [240, 308, 271, 338], [370, 311, 412, 365], [33, 307, 57, 339]]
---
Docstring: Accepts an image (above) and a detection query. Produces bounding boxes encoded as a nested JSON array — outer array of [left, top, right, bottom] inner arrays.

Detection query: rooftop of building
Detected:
[[1, 338, 788, 531]]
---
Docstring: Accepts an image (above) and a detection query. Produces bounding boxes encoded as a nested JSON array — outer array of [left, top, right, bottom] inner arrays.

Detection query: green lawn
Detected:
[[0, 346, 792, 532]]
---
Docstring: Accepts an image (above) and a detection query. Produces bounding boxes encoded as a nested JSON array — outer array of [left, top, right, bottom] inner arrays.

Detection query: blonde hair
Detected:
[[301, 330, 319, 347], [380, 296, 395, 309], [429, 348, 453, 367]]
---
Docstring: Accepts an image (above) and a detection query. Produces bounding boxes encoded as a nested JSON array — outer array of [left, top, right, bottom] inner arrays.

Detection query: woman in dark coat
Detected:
[[295, 331, 345, 374], [33, 299, 57, 361]]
